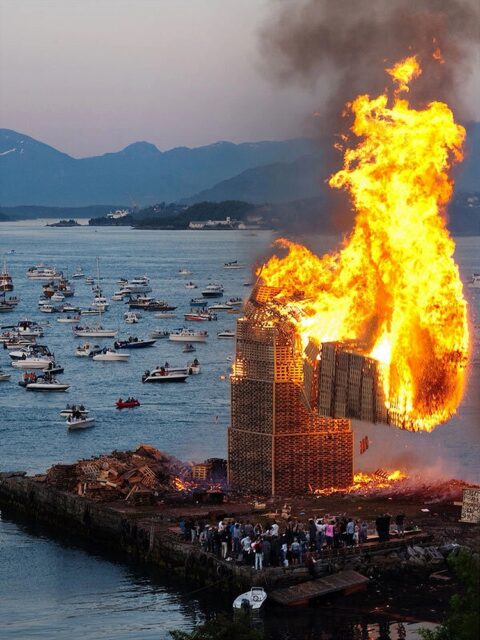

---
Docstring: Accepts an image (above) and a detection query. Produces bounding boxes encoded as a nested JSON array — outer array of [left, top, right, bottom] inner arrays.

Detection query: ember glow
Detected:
[[259, 56, 469, 431], [311, 469, 407, 496]]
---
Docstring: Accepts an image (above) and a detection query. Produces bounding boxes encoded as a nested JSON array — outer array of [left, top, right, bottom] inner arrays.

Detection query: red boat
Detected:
[[115, 398, 140, 409]]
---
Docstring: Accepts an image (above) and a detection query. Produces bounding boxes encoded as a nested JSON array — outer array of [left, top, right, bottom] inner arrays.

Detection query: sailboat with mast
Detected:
[[0, 258, 14, 292], [73, 257, 117, 338]]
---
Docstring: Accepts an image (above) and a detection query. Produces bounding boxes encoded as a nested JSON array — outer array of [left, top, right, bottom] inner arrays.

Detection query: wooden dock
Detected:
[[269, 570, 369, 606]]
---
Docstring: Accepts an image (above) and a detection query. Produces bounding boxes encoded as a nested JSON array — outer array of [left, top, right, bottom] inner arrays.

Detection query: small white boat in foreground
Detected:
[[25, 376, 70, 391], [169, 328, 208, 343], [233, 587, 267, 610], [92, 349, 130, 362], [0, 371, 11, 381], [67, 415, 95, 430], [142, 368, 188, 383], [60, 404, 89, 417]]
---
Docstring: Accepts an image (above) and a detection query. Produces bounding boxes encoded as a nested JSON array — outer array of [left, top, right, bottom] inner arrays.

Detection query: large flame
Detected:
[[259, 56, 469, 432]]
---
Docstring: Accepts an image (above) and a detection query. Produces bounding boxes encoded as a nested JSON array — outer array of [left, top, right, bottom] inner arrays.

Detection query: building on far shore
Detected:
[[189, 216, 240, 229]]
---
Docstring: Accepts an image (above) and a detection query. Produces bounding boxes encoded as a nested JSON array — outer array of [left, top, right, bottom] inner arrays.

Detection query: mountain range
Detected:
[[0, 124, 478, 209]]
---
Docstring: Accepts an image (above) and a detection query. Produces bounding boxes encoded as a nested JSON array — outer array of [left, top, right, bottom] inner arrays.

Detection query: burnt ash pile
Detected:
[[41, 444, 192, 504]]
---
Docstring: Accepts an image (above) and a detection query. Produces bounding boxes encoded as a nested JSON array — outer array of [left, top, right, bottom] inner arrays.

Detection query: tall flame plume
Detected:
[[259, 56, 469, 432]]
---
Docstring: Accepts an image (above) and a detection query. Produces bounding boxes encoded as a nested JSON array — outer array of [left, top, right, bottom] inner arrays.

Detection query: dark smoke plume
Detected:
[[260, 0, 480, 232], [262, 0, 479, 127]]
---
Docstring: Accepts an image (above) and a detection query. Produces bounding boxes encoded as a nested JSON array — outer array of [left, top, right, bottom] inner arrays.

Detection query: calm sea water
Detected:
[[0, 223, 478, 639]]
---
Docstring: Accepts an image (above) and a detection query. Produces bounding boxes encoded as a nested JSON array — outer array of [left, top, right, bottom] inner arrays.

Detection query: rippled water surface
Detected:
[[0, 223, 478, 639]]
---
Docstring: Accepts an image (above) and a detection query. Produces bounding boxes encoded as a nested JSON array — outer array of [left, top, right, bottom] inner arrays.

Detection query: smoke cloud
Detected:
[[262, 0, 480, 128], [259, 0, 480, 232]]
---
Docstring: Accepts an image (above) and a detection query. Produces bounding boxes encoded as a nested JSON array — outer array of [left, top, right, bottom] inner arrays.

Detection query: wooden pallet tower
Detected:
[[228, 285, 354, 495]]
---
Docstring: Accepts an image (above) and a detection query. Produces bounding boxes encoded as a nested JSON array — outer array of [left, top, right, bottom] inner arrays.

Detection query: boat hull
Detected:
[[26, 383, 70, 391]]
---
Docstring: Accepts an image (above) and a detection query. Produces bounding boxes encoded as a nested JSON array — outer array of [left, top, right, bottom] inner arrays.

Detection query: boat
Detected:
[[4, 296, 19, 306], [233, 587, 267, 611], [85, 276, 94, 285], [224, 260, 244, 270], [124, 311, 140, 324], [128, 297, 176, 311], [184, 281, 197, 289], [111, 292, 126, 301], [117, 277, 128, 286], [154, 311, 177, 319], [217, 330, 235, 339], [178, 268, 192, 275], [119, 276, 152, 294], [57, 315, 81, 323], [73, 325, 117, 338], [182, 343, 196, 353], [24, 375, 70, 391], [57, 279, 75, 297], [208, 303, 233, 311], [169, 328, 208, 343], [60, 404, 89, 417], [184, 311, 217, 321], [0, 258, 13, 292], [114, 337, 156, 349], [72, 267, 85, 278], [201, 283, 224, 298], [92, 296, 109, 310], [39, 304, 60, 313], [75, 343, 102, 357], [51, 292, 65, 302], [26, 264, 62, 280], [42, 362, 64, 375], [142, 367, 188, 383], [66, 415, 95, 430], [243, 282, 252, 287], [468, 273, 480, 288], [80, 307, 102, 315], [0, 371, 11, 381], [61, 304, 80, 312], [150, 329, 170, 339], [226, 297, 243, 306], [92, 348, 130, 362], [0, 301, 14, 313], [115, 398, 140, 409], [9, 344, 52, 360], [12, 356, 54, 369], [6, 320, 44, 337], [189, 298, 209, 308]]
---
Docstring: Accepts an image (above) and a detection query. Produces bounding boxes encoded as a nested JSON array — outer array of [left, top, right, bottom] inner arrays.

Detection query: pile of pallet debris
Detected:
[[40, 444, 192, 503]]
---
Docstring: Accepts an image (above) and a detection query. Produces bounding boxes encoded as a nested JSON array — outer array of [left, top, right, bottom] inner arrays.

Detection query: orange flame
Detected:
[[259, 57, 469, 432]]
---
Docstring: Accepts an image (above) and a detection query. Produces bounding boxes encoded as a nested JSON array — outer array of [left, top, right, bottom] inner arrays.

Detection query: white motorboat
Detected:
[[85, 276, 94, 285], [184, 311, 217, 321], [80, 307, 102, 315], [60, 405, 89, 417], [150, 329, 170, 339], [26, 264, 62, 280], [154, 311, 177, 319], [114, 337, 156, 349], [142, 368, 188, 383], [0, 371, 11, 381], [217, 330, 235, 339], [67, 416, 95, 430], [120, 277, 152, 294], [224, 261, 244, 270], [51, 292, 65, 302], [57, 315, 81, 323], [72, 267, 85, 279], [12, 356, 53, 369], [92, 296, 109, 310], [169, 328, 208, 342], [201, 283, 224, 298], [73, 325, 117, 338], [39, 304, 59, 314], [233, 587, 267, 610], [124, 312, 140, 324], [9, 344, 52, 360], [92, 349, 130, 362], [468, 273, 480, 288], [208, 303, 233, 311], [12, 320, 44, 337], [226, 297, 243, 306], [178, 268, 192, 275], [75, 343, 102, 357], [184, 282, 197, 289], [111, 292, 126, 301], [25, 377, 70, 391]]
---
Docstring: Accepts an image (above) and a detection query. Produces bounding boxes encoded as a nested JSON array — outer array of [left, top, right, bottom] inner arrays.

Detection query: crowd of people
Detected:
[[178, 511, 407, 571]]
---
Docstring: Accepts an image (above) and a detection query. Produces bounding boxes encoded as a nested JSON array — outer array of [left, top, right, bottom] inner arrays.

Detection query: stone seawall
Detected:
[[0, 472, 439, 597]]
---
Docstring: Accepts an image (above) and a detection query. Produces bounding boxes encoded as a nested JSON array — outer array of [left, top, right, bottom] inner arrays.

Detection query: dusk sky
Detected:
[[1, 0, 479, 158]]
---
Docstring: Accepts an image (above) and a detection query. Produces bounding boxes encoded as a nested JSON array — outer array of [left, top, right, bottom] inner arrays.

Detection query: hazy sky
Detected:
[[1, 0, 479, 157]]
